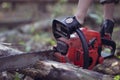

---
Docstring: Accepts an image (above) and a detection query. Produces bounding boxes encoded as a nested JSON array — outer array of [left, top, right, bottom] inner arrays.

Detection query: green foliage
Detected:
[[30, 26, 35, 34], [33, 33, 56, 45], [58, 0, 68, 4], [113, 27, 120, 32], [14, 72, 20, 80], [25, 46, 32, 52], [103, 48, 111, 53], [89, 13, 102, 24], [116, 56, 120, 59], [51, 0, 68, 17], [1, 2, 11, 9], [89, 4, 103, 25], [49, 39, 56, 46], [113, 27, 120, 48], [19, 41, 25, 46], [94, 5, 103, 23], [114, 75, 120, 80]]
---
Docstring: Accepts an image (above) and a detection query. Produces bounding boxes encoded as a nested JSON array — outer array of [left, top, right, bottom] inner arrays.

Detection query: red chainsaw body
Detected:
[[56, 27, 104, 69]]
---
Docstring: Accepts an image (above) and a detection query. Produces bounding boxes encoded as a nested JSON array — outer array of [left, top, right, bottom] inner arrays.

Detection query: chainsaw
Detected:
[[0, 16, 116, 72]]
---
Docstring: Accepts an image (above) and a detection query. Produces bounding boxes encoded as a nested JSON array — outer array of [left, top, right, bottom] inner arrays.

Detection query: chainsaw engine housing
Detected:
[[56, 28, 103, 69], [53, 17, 116, 69]]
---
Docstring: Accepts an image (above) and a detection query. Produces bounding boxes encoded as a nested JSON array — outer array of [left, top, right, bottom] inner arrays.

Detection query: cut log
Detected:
[[19, 60, 113, 80], [93, 57, 120, 75]]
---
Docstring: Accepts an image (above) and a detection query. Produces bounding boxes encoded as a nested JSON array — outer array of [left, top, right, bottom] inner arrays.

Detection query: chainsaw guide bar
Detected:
[[0, 50, 55, 72]]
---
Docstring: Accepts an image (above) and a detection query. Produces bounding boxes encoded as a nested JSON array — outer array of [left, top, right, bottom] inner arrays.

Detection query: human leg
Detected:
[[100, 3, 115, 37], [103, 3, 115, 21], [75, 0, 93, 24]]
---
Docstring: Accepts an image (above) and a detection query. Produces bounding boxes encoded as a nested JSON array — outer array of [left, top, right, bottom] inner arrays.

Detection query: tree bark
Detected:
[[93, 57, 120, 75], [19, 60, 113, 80]]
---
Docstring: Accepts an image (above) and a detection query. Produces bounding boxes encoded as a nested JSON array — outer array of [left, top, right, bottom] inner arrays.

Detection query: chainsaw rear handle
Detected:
[[101, 38, 116, 58], [52, 17, 90, 69]]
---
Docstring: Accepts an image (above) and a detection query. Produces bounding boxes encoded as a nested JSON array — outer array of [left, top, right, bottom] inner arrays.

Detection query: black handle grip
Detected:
[[101, 38, 116, 58]]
